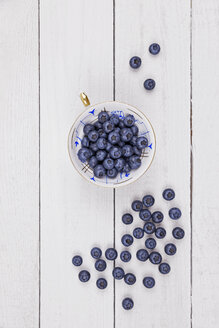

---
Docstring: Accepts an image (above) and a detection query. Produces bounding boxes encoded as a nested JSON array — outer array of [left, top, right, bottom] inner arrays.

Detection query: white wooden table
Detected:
[[1, 1, 219, 327]]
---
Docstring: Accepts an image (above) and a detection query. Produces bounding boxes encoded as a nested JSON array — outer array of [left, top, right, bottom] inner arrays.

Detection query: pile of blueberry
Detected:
[[72, 188, 185, 310], [129, 42, 160, 90], [77, 111, 148, 178]]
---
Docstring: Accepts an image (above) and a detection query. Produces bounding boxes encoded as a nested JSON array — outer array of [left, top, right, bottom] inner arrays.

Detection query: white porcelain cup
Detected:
[[68, 93, 156, 187]]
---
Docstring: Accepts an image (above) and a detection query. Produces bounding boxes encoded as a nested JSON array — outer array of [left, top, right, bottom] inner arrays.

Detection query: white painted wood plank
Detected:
[[40, 1, 114, 327], [115, 1, 191, 327], [0, 1, 39, 327], [192, 1, 219, 327]]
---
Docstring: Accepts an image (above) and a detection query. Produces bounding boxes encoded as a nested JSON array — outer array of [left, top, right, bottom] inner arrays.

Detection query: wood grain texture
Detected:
[[0, 1, 39, 327], [40, 1, 114, 327], [115, 1, 191, 327], [192, 1, 219, 327]]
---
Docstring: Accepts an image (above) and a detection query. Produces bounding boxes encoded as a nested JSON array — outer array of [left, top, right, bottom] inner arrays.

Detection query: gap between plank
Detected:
[[113, 1, 116, 328], [190, 0, 193, 327], [38, 0, 41, 327]]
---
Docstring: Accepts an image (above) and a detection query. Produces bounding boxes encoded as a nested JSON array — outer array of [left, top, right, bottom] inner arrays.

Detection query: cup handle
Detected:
[[80, 92, 90, 107]]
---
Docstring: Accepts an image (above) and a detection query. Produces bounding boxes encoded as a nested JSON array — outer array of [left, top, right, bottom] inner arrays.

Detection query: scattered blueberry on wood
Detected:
[[121, 234, 134, 247], [96, 278, 108, 289], [159, 263, 171, 274], [122, 297, 134, 310], [122, 213, 133, 225], [144, 79, 156, 90], [78, 270, 90, 282], [124, 273, 136, 285], [169, 207, 182, 220], [91, 247, 102, 259], [155, 227, 166, 239], [136, 249, 149, 262], [72, 255, 83, 266], [172, 227, 185, 239], [95, 259, 107, 272], [144, 222, 156, 234], [120, 251, 132, 262], [163, 188, 175, 201], [129, 56, 142, 69], [143, 276, 155, 288], [149, 251, 162, 265], [151, 211, 164, 223], [165, 243, 177, 256], [105, 248, 118, 261], [133, 227, 144, 239], [149, 43, 160, 55], [145, 237, 157, 250], [112, 267, 125, 280], [142, 195, 155, 207]]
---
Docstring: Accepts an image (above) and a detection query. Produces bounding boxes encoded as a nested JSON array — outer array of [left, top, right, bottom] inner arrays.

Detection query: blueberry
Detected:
[[103, 121, 114, 133], [129, 155, 141, 169], [133, 227, 144, 239], [110, 114, 120, 125], [94, 164, 106, 178], [165, 243, 177, 256], [142, 195, 155, 207], [98, 111, 109, 123], [88, 130, 99, 142], [95, 259, 107, 271], [124, 114, 135, 127], [98, 129, 107, 139], [120, 250, 131, 262], [155, 227, 166, 239], [131, 125, 139, 136], [149, 251, 162, 265], [96, 150, 107, 161], [96, 278, 108, 289], [122, 145, 134, 158], [136, 249, 149, 262], [122, 298, 134, 310], [94, 121, 102, 130], [91, 247, 102, 259], [123, 162, 131, 173], [144, 222, 156, 234], [163, 188, 175, 201], [103, 158, 114, 170], [90, 142, 99, 152], [145, 238, 156, 250], [129, 56, 141, 69], [89, 156, 98, 168], [96, 137, 107, 150], [132, 200, 143, 212], [152, 211, 164, 224], [120, 128, 133, 142], [124, 273, 136, 285], [139, 209, 151, 221], [143, 276, 155, 288], [133, 146, 142, 156], [136, 136, 148, 149], [121, 234, 133, 247], [81, 136, 89, 147], [172, 227, 185, 239], [105, 248, 118, 260], [169, 207, 182, 220], [115, 158, 126, 171], [107, 168, 118, 178], [78, 270, 90, 282], [105, 141, 113, 152], [83, 123, 94, 135], [122, 213, 133, 225], [112, 267, 125, 280], [109, 146, 122, 159], [144, 79, 156, 90], [77, 147, 92, 163], [159, 263, 171, 274], [130, 136, 137, 146], [72, 255, 82, 266], [114, 127, 121, 133], [149, 43, 160, 55], [119, 120, 125, 128]]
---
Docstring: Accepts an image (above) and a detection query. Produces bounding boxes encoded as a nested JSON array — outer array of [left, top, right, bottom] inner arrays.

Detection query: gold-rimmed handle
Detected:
[[80, 92, 90, 107]]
